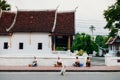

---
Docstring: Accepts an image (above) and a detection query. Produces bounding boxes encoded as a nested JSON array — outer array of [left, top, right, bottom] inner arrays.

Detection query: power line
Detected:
[[76, 20, 106, 22], [76, 20, 106, 23], [76, 19, 106, 21], [76, 21, 106, 23]]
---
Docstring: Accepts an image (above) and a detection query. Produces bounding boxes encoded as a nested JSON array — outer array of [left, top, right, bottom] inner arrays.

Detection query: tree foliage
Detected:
[[95, 35, 109, 49], [0, 0, 11, 10], [104, 0, 120, 37], [71, 33, 98, 54]]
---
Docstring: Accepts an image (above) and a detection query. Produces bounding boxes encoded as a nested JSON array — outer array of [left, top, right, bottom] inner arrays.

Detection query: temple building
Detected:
[[0, 10, 75, 55], [106, 36, 120, 56]]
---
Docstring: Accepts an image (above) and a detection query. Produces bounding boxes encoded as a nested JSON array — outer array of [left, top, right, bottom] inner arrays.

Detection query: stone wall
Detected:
[[0, 55, 86, 66], [105, 54, 120, 66]]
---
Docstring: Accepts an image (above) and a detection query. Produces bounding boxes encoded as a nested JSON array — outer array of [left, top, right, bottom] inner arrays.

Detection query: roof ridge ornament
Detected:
[[74, 6, 78, 12], [52, 5, 59, 32], [6, 6, 18, 32], [0, 9, 2, 19]]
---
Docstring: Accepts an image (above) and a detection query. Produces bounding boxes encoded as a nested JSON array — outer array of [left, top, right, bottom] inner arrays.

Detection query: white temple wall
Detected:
[[0, 36, 10, 54], [0, 33, 52, 54]]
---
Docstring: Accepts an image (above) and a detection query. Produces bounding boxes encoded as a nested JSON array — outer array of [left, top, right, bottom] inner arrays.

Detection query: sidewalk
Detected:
[[0, 66, 120, 72]]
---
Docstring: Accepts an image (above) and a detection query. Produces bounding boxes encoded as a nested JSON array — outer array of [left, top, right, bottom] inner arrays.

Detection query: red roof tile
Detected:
[[53, 12, 75, 35], [10, 10, 55, 32], [0, 10, 75, 35], [0, 11, 15, 35]]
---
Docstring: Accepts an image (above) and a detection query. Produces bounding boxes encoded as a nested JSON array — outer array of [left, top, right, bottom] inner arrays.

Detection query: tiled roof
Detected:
[[106, 36, 120, 45], [53, 12, 75, 35], [10, 10, 55, 32], [0, 11, 15, 35], [0, 10, 75, 35]]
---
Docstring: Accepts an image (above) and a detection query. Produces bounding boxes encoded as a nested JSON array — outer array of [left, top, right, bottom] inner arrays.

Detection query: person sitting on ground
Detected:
[[32, 56, 38, 67], [73, 56, 80, 67], [86, 57, 91, 67], [54, 57, 63, 67]]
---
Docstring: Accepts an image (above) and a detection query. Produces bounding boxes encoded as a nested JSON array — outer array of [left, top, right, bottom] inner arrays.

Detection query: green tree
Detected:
[[0, 0, 11, 10], [71, 33, 82, 51], [85, 34, 93, 54], [89, 25, 95, 36], [71, 33, 98, 55], [104, 0, 120, 37], [95, 35, 104, 47], [95, 35, 108, 48]]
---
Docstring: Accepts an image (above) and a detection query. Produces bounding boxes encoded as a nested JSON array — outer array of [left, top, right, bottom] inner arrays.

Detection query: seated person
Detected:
[[86, 57, 91, 67], [54, 57, 62, 67], [32, 56, 37, 67], [73, 57, 80, 67]]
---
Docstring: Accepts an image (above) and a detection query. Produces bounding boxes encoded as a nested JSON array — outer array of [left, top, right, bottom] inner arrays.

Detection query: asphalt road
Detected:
[[0, 72, 120, 80]]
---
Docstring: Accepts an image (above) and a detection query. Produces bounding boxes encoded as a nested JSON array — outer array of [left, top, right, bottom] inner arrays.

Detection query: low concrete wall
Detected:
[[105, 54, 120, 66], [0, 56, 86, 66]]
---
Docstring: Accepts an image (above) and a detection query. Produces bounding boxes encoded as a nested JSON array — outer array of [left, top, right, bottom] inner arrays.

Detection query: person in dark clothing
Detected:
[[32, 56, 37, 67], [73, 57, 80, 67], [86, 57, 91, 67]]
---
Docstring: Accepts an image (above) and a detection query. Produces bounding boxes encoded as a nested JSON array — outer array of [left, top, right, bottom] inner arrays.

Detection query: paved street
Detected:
[[0, 72, 120, 80]]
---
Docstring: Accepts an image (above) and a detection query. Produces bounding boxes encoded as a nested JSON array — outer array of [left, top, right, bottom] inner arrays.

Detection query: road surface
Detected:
[[0, 72, 120, 80]]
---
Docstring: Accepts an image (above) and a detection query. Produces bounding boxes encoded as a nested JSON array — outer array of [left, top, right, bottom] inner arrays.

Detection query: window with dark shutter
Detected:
[[19, 43, 23, 49], [38, 43, 42, 50], [4, 42, 8, 49]]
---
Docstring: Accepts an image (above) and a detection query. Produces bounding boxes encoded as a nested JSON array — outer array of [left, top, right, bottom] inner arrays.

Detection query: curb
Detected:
[[0, 70, 120, 72]]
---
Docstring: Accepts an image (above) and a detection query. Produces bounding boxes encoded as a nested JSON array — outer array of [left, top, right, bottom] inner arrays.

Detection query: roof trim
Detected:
[[6, 7, 18, 32], [0, 9, 2, 19], [52, 6, 59, 32], [111, 36, 120, 44], [106, 36, 120, 45]]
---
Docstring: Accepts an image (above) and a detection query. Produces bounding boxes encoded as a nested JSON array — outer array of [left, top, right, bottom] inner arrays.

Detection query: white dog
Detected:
[[60, 65, 66, 76]]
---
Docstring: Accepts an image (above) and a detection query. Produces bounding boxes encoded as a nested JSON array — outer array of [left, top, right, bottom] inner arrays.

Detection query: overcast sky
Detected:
[[7, 0, 116, 35]]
